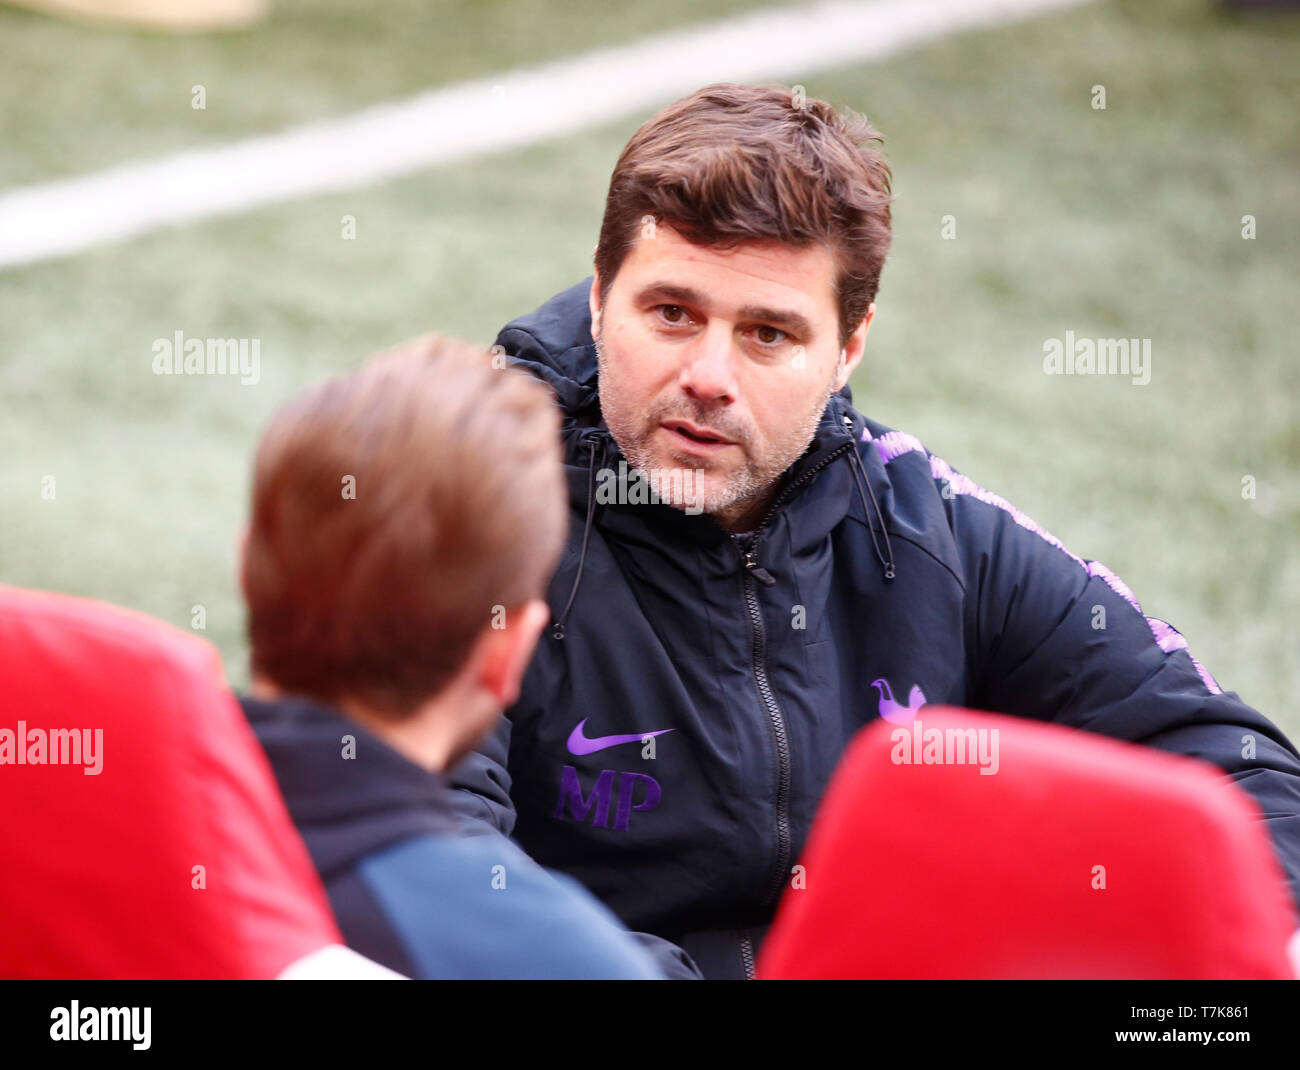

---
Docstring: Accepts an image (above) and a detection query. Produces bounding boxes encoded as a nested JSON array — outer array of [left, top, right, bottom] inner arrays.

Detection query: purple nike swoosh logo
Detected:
[[566, 718, 675, 756]]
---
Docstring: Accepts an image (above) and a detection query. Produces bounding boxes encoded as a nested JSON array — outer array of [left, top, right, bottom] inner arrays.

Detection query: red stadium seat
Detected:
[[757, 706, 1299, 979], [0, 585, 348, 979]]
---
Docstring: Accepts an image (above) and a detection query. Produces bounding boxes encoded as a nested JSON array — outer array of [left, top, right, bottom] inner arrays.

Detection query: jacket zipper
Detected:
[[737, 556, 788, 967], [739, 930, 757, 980], [733, 441, 854, 980]]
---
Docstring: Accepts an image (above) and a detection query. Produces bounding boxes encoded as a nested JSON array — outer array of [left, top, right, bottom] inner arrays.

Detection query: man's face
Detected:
[[592, 225, 871, 531]]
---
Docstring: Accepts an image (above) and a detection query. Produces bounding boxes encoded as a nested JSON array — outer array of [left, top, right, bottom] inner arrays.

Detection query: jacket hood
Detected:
[[241, 694, 463, 882]]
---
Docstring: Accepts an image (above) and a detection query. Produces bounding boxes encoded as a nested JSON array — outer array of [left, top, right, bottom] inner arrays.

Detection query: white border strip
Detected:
[[0, 0, 1094, 268], [277, 943, 407, 979]]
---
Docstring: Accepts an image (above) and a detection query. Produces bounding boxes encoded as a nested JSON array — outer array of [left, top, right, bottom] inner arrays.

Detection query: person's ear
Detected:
[[589, 267, 603, 341], [833, 302, 875, 393], [236, 525, 250, 600], [473, 599, 549, 709]]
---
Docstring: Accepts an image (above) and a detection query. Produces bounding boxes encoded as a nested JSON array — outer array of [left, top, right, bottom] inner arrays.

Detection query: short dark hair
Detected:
[[595, 82, 894, 347]]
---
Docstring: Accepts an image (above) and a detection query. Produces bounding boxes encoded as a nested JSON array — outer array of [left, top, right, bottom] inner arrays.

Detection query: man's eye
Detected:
[[754, 325, 788, 345], [658, 305, 688, 325]]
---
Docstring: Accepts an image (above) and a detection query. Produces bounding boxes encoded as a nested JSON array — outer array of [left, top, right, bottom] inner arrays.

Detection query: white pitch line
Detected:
[[0, 0, 1094, 269]]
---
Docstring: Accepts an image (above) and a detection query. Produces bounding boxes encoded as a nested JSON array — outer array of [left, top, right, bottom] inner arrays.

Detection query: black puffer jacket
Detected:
[[446, 278, 1300, 979]]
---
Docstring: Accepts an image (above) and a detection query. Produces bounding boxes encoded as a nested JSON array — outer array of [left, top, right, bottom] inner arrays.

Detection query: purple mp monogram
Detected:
[[555, 767, 661, 831]]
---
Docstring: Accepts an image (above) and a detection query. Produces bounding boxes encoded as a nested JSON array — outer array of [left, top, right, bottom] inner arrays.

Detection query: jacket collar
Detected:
[[240, 692, 462, 879]]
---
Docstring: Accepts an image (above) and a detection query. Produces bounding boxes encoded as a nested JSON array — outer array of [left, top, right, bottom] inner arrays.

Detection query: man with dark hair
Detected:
[[239, 334, 662, 979], [447, 83, 1300, 979]]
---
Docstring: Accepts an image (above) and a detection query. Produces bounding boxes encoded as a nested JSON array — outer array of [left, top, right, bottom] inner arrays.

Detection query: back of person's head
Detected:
[[595, 81, 894, 348], [243, 334, 565, 720]]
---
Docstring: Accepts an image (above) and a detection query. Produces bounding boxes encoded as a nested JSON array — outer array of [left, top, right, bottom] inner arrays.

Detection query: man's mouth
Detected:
[[660, 419, 736, 452]]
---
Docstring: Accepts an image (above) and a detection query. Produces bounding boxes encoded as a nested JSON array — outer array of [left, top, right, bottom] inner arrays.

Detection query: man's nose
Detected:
[[678, 324, 737, 406]]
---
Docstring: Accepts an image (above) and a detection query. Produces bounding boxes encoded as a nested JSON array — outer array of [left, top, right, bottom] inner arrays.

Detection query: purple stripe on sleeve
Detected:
[[869, 434, 1224, 695], [1147, 617, 1189, 654], [929, 454, 1089, 570], [1083, 564, 1218, 692], [1189, 655, 1223, 695], [871, 430, 926, 466], [1085, 560, 1142, 614]]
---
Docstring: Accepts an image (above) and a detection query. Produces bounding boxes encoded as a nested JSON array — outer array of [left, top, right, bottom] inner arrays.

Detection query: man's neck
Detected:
[[250, 676, 458, 774], [711, 486, 778, 535]]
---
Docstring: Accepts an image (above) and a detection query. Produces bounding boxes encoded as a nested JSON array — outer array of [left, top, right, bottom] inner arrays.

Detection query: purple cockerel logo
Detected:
[[872, 678, 927, 725]]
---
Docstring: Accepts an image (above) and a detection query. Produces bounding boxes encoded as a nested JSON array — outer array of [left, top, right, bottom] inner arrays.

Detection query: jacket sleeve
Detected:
[[946, 472, 1300, 913], [444, 713, 517, 837]]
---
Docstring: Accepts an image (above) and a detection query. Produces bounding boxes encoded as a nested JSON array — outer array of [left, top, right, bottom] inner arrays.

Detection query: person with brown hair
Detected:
[[445, 83, 1300, 980], [237, 334, 662, 979]]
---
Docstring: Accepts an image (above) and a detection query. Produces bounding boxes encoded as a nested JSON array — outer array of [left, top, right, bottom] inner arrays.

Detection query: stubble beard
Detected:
[[594, 328, 835, 525]]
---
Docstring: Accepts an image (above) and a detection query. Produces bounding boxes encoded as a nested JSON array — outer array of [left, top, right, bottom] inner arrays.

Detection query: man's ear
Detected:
[[588, 267, 603, 341], [472, 599, 549, 709], [833, 302, 875, 393], [236, 525, 250, 600]]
